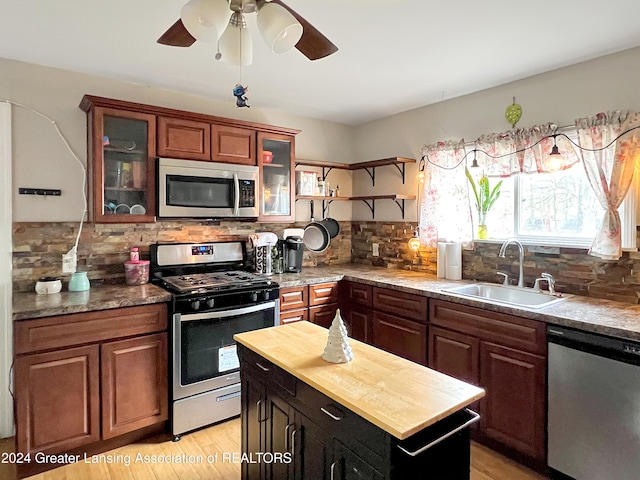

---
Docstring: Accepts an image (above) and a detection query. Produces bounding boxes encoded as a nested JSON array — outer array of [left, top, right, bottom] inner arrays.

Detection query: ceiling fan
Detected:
[[157, 0, 338, 63]]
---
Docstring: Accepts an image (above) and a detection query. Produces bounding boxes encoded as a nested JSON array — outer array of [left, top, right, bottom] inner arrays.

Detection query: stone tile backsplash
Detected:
[[13, 221, 640, 304]]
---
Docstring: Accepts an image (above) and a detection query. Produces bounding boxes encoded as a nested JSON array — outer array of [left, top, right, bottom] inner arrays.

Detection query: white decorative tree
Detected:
[[322, 309, 354, 363]]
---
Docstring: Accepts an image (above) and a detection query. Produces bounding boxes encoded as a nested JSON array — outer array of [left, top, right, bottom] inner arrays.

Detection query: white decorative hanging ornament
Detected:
[[321, 309, 354, 364]]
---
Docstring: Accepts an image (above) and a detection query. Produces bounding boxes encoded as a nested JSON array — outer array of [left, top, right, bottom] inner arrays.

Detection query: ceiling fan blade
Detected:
[[157, 19, 197, 47], [271, 0, 338, 60]]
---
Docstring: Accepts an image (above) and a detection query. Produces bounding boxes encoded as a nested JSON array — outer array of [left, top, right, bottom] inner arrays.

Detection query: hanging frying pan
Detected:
[[303, 201, 330, 252], [320, 202, 340, 239]]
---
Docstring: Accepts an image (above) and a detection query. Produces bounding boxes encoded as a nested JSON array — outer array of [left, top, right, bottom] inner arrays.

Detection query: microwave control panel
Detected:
[[239, 180, 256, 207]]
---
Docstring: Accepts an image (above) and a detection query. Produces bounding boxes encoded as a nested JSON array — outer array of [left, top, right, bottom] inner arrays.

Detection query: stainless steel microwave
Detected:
[[158, 158, 258, 219]]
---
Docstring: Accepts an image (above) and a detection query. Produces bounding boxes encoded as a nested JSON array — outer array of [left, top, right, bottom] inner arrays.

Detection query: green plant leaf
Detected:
[[465, 168, 480, 210]]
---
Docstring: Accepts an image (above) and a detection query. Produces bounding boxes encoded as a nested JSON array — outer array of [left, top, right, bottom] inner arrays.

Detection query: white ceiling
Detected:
[[2, 0, 640, 126]]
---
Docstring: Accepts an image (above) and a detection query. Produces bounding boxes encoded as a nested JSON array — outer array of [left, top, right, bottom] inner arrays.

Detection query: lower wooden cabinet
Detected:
[[429, 299, 547, 464], [15, 345, 101, 455], [308, 304, 338, 328], [372, 311, 427, 366], [279, 283, 338, 328], [479, 342, 545, 460], [14, 304, 169, 457], [101, 333, 169, 439]]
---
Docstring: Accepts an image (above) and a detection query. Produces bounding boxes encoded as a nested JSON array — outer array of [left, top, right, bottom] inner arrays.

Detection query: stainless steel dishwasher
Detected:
[[547, 325, 640, 480]]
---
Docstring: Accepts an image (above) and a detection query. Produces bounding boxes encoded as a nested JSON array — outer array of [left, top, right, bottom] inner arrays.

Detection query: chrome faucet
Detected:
[[498, 238, 524, 288], [534, 273, 557, 295]]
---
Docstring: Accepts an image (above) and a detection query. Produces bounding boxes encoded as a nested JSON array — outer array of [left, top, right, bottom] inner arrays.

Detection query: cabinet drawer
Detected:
[[295, 381, 388, 462], [240, 346, 296, 398], [429, 299, 546, 355], [15, 303, 168, 354], [157, 116, 211, 160], [309, 304, 338, 329], [372, 287, 427, 323], [309, 282, 339, 306], [280, 307, 308, 324], [344, 281, 373, 306], [280, 286, 308, 311]]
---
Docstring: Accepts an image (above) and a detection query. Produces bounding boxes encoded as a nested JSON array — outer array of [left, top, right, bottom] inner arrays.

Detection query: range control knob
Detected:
[[206, 298, 215, 309], [190, 300, 201, 311], [250, 292, 258, 302], [262, 290, 270, 301]]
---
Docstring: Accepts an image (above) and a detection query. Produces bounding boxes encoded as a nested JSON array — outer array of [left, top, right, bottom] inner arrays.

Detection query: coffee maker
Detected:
[[283, 229, 304, 273]]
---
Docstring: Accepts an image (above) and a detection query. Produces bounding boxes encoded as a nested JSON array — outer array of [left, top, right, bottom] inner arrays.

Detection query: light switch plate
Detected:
[[372, 243, 379, 257]]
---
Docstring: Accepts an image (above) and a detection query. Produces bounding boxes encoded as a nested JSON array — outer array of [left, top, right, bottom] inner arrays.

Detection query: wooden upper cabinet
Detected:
[[258, 131, 295, 222], [80, 101, 157, 223], [157, 116, 211, 161], [211, 125, 256, 165]]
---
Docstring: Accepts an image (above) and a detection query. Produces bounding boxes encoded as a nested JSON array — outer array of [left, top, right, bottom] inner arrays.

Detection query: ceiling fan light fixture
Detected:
[[181, 0, 230, 43], [257, 2, 303, 54], [219, 12, 253, 66]]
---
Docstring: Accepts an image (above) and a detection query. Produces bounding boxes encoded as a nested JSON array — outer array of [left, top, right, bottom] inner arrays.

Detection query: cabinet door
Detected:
[[90, 107, 157, 223], [344, 305, 372, 343], [372, 287, 427, 323], [101, 333, 168, 439], [258, 132, 295, 222], [428, 326, 480, 386], [15, 345, 100, 455], [479, 342, 546, 461], [242, 369, 268, 480], [212, 124, 256, 165], [372, 311, 427, 365], [293, 412, 332, 480], [157, 116, 211, 160], [309, 304, 338, 329], [266, 395, 295, 480], [333, 441, 385, 480]]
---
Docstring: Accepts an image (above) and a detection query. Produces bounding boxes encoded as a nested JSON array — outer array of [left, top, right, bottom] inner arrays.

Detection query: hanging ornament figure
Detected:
[[505, 96, 522, 128], [233, 84, 250, 108]]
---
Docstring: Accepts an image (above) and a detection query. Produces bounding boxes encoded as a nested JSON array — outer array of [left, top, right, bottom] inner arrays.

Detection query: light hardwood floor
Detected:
[[1, 419, 548, 480]]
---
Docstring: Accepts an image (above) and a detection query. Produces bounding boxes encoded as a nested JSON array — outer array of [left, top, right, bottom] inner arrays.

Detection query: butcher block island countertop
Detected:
[[234, 321, 485, 440]]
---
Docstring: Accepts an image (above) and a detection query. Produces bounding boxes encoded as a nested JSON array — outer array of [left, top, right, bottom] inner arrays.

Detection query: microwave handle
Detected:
[[233, 173, 240, 216]]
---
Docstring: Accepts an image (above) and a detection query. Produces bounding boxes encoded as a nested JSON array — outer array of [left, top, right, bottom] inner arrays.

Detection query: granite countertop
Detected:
[[12, 265, 640, 342], [272, 265, 640, 342], [235, 321, 485, 440], [12, 283, 172, 321]]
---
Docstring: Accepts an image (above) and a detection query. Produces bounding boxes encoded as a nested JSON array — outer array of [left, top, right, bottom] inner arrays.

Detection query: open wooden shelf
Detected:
[[296, 157, 416, 186], [295, 194, 416, 219]]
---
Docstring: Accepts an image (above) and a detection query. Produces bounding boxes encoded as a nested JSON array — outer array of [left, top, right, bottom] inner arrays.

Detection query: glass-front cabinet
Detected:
[[81, 97, 156, 223], [258, 132, 295, 222]]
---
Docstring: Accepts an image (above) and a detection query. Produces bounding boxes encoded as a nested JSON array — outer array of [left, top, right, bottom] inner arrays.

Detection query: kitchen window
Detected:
[[472, 131, 638, 249]]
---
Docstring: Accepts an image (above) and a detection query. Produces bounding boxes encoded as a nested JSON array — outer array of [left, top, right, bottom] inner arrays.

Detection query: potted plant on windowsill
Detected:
[[465, 168, 502, 239]]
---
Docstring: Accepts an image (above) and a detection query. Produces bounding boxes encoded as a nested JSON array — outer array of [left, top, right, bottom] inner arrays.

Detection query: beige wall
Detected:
[[0, 57, 355, 223], [352, 46, 640, 222], [5, 46, 640, 225]]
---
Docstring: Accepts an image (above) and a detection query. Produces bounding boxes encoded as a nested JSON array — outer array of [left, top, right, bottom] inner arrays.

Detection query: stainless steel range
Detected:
[[150, 241, 280, 441]]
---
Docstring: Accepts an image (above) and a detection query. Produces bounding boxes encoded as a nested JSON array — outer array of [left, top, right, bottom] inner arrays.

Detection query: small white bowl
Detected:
[[35, 278, 62, 294], [130, 204, 146, 214], [115, 204, 130, 214]]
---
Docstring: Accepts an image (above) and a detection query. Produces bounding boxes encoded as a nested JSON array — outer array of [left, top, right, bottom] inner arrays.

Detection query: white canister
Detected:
[[35, 277, 62, 294], [445, 242, 462, 280]]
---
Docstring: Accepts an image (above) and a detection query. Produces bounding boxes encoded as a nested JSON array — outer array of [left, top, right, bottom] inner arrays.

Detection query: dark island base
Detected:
[[239, 344, 477, 480]]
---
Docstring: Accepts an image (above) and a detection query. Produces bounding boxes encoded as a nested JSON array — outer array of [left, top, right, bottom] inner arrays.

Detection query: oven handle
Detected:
[[233, 173, 240, 216], [178, 301, 277, 322]]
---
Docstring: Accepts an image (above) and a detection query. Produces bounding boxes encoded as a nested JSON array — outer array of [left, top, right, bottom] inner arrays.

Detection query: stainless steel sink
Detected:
[[443, 283, 570, 309]]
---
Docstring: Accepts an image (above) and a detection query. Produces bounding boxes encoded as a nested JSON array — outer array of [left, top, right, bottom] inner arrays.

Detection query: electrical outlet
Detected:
[[62, 250, 77, 274], [372, 243, 379, 257]]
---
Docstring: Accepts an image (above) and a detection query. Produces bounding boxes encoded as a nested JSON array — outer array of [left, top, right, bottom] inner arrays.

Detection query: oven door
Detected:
[[173, 300, 278, 400]]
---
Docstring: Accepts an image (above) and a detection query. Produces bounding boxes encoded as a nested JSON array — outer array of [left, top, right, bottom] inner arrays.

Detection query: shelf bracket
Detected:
[[321, 166, 334, 181], [393, 198, 407, 219], [360, 199, 375, 218], [363, 167, 376, 187], [392, 163, 407, 184], [321, 200, 335, 217]]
